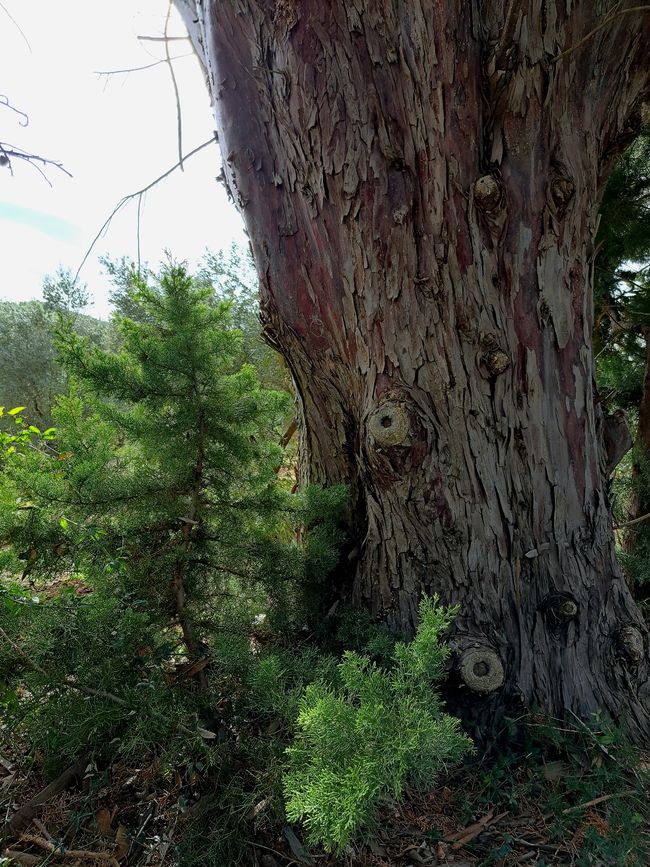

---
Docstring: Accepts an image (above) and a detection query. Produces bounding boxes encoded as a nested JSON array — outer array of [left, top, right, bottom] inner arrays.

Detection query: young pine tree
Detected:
[[7, 264, 292, 681]]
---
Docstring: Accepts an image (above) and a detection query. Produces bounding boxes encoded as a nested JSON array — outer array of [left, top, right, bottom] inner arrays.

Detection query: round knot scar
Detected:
[[459, 647, 505, 693], [485, 349, 510, 376], [558, 599, 578, 619], [368, 403, 410, 447], [473, 175, 501, 211], [619, 625, 645, 664], [551, 177, 575, 208]]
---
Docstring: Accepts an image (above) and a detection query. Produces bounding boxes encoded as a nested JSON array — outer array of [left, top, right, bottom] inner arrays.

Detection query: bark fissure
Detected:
[[175, 0, 650, 738]]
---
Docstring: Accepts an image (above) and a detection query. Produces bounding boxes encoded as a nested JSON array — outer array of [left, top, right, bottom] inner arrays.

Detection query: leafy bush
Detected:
[[283, 596, 473, 852]]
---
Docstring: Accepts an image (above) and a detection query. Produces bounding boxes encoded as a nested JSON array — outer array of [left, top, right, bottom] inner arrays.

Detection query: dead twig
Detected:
[[94, 54, 193, 76], [508, 834, 572, 856], [0, 142, 71, 184], [32, 817, 53, 841], [164, 0, 184, 171], [74, 135, 217, 284], [443, 808, 508, 849], [6, 756, 87, 834], [553, 3, 650, 63], [18, 833, 120, 864], [562, 789, 635, 815], [0, 1, 31, 52], [137, 35, 189, 42], [0, 95, 29, 126]]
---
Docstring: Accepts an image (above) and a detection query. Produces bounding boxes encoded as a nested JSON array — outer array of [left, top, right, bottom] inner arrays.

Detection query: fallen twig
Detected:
[[1, 849, 41, 865], [6, 756, 87, 834], [562, 789, 634, 815], [443, 808, 508, 849], [18, 833, 120, 864]]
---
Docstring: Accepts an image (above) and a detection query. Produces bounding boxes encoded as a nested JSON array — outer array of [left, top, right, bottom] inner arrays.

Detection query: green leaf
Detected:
[[28, 425, 41, 434], [59, 517, 68, 531], [8, 407, 26, 416]]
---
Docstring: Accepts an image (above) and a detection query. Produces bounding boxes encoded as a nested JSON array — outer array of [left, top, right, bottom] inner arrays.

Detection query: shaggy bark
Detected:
[[175, 0, 650, 738]]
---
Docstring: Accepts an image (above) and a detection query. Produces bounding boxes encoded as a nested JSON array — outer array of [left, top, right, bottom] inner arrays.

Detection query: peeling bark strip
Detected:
[[174, 0, 650, 738]]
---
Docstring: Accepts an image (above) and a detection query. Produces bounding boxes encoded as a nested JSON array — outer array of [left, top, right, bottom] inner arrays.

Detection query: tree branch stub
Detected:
[[619, 625, 645, 665], [473, 174, 502, 212], [459, 647, 505, 694], [368, 403, 410, 448]]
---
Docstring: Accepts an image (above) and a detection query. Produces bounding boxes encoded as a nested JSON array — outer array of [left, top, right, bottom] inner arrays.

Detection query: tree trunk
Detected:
[[175, 0, 650, 739]]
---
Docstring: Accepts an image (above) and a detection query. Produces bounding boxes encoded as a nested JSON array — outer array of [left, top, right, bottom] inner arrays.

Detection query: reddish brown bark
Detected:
[[175, 0, 650, 739]]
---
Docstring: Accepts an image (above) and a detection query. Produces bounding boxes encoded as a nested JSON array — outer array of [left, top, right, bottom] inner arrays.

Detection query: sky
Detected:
[[0, 1, 246, 318]]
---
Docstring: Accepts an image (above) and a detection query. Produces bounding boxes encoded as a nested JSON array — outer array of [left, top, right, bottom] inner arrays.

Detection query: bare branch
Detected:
[[0, 94, 28, 126], [137, 34, 189, 42], [0, 1, 31, 53], [614, 510, 650, 530], [0, 141, 72, 185], [553, 3, 650, 63], [74, 135, 217, 284], [94, 53, 193, 77], [164, 1, 184, 171], [136, 191, 143, 273]]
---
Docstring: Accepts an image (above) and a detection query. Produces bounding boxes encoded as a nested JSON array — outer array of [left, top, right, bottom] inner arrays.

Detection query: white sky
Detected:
[[0, 1, 246, 318]]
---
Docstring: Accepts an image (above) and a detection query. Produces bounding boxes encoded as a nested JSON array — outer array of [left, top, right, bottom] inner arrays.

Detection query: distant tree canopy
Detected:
[[0, 246, 288, 431], [0, 299, 108, 429]]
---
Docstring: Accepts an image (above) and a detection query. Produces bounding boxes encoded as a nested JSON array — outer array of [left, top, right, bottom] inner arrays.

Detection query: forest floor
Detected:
[[2, 716, 648, 867]]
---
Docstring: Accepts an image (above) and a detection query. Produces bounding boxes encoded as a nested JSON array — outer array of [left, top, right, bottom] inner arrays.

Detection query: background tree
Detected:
[[41, 266, 90, 314], [0, 269, 107, 429], [174, 0, 650, 739], [594, 128, 650, 588]]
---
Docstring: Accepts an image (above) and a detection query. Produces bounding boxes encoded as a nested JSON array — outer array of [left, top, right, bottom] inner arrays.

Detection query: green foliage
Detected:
[[42, 266, 90, 313], [0, 263, 346, 793], [595, 126, 650, 309], [283, 596, 473, 852], [0, 588, 206, 777], [101, 244, 290, 393], [0, 296, 108, 430]]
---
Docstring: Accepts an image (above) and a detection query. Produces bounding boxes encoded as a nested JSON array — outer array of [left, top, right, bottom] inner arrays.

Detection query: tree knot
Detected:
[[618, 625, 645, 665], [473, 174, 502, 212], [368, 402, 410, 447], [551, 177, 575, 212], [459, 647, 504, 694], [484, 349, 510, 377]]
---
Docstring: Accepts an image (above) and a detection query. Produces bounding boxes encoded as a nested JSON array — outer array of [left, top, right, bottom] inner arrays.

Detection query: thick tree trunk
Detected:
[[175, 0, 650, 739]]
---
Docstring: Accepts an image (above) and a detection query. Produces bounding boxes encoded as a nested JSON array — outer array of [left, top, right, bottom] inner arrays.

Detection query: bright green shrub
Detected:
[[283, 596, 473, 852]]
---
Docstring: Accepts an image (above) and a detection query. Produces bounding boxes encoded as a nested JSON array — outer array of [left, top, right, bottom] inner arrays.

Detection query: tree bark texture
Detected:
[[175, 0, 650, 738]]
